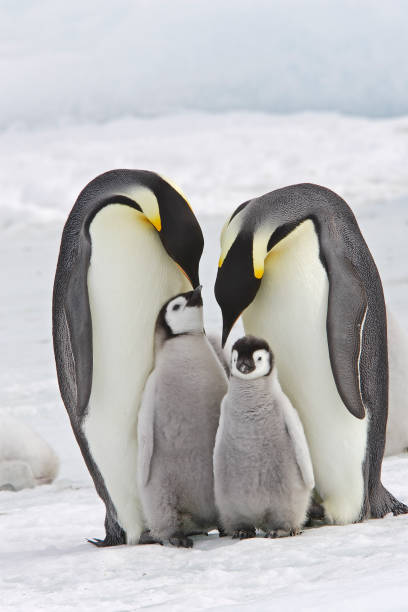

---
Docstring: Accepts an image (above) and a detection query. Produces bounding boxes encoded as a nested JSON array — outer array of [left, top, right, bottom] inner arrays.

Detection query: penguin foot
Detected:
[[265, 527, 301, 539], [307, 501, 325, 521], [289, 527, 303, 537], [168, 533, 194, 548], [218, 526, 227, 537], [139, 530, 163, 545], [391, 501, 408, 516], [305, 500, 326, 527], [232, 527, 256, 540]]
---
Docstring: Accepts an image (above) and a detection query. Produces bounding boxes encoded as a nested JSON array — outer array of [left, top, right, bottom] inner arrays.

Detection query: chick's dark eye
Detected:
[[257, 356, 262, 362], [173, 304, 181, 311]]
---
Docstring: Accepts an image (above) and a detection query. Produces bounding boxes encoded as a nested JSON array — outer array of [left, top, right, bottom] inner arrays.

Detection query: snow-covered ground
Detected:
[[1, 112, 408, 610]]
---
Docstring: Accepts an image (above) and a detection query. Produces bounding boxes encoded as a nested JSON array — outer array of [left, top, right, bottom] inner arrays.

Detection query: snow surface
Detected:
[[2, 112, 408, 228], [0, 415, 59, 490], [1, 112, 408, 610], [2, 0, 408, 125]]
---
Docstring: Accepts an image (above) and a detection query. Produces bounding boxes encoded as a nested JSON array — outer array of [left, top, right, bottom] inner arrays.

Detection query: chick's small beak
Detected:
[[187, 285, 203, 307], [237, 357, 255, 374]]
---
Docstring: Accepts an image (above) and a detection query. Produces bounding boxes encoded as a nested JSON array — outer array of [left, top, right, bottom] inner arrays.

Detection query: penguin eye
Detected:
[[172, 304, 181, 311], [257, 356, 262, 362]]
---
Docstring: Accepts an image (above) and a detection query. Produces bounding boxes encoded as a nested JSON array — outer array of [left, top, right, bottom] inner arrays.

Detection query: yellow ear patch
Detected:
[[252, 226, 273, 279], [218, 212, 246, 268], [254, 264, 265, 279], [126, 185, 162, 232]]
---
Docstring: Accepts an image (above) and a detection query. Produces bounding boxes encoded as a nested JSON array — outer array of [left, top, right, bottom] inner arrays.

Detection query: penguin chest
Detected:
[[83, 204, 191, 542], [242, 220, 367, 524]]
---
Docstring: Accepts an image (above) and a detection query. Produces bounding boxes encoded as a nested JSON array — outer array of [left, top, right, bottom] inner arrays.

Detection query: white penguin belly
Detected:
[[243, 220, 368, 525], [83, 204, 191, 543]]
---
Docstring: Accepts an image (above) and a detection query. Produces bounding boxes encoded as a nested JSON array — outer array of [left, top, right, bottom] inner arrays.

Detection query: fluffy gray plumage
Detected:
[[138, 291, 228, 547], [214, 336, 314, 538]]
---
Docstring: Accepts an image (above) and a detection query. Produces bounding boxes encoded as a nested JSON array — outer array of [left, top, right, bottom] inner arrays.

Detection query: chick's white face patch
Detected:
[[231, 348, 271, 380], [165, 296, 203, 335], [252, 349, 271, 377]]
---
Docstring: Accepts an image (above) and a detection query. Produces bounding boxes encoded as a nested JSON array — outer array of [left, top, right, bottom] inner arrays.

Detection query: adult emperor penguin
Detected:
[[138, 288, 228, 547], [215, 183, 408, 525], [214, 336, 314, 539], [53, 169, 203, 546]]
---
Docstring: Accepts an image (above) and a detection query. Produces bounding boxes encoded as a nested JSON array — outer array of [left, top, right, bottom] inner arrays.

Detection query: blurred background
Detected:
[[2, 0, 408, 124]]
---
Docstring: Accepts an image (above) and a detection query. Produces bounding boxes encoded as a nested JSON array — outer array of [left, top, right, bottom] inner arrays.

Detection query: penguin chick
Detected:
[[213, 335, 314, 539], [137, 287, 228, 548]]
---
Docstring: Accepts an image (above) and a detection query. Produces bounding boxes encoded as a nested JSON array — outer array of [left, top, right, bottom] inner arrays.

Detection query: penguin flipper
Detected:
[[138, 374, 156, 487], [62, 235, 93, 419], [281, 396, 315, 490], [322, 241, 368, 420]]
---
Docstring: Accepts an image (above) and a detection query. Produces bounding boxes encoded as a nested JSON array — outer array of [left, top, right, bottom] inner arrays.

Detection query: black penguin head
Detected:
[[230, 335, 274, 380], [215, 230, 261, 347], [82, 171, 204, 289], [215, 198, 303, 347], [156, 286, 204, 339], [153, 176, 203, 288]]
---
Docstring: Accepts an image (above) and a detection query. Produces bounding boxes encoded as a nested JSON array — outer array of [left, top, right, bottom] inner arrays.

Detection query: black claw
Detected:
[[218, 526, 227, 538]]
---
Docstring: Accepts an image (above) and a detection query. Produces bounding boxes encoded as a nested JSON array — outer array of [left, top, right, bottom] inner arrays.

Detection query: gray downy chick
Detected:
[[137, 287, 228, 548], [213, 335, 314, 539]]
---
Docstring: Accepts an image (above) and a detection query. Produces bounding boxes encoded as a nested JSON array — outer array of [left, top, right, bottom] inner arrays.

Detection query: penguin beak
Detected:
[[187, 285, 203, 307], [222, 314, 238, 349], [236, 356, 255, 374]]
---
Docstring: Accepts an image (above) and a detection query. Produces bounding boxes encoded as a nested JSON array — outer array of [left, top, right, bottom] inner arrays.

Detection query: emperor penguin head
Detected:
[[150, 175, 203, 288], [156, 286, 204, 339], [85, 170, 204, 288], [230, 335, 273, 380], [215, 198, 301, 346]]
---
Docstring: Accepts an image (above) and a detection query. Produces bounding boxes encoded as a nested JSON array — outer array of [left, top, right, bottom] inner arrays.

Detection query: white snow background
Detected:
[[1, 2, 408, 611], [1, 112, 408, 612], [2, 0, 408, 124]]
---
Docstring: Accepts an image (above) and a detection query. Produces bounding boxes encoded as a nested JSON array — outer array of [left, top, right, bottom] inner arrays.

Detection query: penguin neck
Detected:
[[154, 329, 203, 354], [228, 368, 279, 420]]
